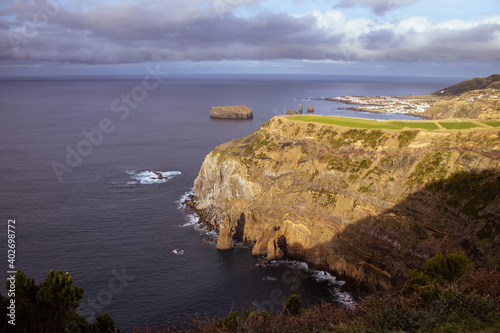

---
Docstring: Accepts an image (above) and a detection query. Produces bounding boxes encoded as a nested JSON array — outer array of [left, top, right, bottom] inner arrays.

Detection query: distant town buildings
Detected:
[[331, 96, 432, 114]]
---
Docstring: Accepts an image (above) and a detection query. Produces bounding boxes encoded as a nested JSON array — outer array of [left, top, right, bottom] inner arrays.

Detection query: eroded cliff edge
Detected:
[[189, 116, 500, 291]]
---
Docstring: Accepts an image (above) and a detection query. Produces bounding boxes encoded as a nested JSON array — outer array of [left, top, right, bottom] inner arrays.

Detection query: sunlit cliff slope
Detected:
[[189, 116, 500, 291]]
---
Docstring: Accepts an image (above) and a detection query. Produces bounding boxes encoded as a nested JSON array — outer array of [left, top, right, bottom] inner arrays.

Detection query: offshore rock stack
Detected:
[[210, 105, 253, 119], [307, 105, 314, 112]]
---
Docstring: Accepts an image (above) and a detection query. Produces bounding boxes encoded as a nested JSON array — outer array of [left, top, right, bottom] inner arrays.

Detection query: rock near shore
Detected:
[[210, 105, 253, 119]]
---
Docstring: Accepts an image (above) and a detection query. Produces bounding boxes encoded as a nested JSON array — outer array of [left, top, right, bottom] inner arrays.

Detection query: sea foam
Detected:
[[126, 170, 181, 185]]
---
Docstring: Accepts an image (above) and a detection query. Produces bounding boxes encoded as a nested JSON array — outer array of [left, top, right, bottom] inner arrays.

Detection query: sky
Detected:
[[0, 0, 499, 77]]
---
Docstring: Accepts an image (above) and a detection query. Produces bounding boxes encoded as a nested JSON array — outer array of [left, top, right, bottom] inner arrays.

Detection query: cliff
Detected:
[[425, 88, 500, 120], [189, 116, 500, 291], [210, 105, 253, 119], [424, 75, 500, 120], [433, 74, 500, 96]]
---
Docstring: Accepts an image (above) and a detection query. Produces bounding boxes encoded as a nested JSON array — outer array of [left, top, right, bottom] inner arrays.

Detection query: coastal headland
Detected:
[[188, 115, 499, 291], [187, 76, 500, 292]]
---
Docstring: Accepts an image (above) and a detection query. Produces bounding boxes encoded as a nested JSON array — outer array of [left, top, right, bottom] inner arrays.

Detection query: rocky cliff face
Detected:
[[190, 116, 500, 291], [425, 88, 500, 120]]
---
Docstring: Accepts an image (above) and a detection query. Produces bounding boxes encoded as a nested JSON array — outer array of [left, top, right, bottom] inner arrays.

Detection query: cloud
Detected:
[[0, 1, 499, 66], [313, 11, 500, 62], [335, 0, 419, 15]]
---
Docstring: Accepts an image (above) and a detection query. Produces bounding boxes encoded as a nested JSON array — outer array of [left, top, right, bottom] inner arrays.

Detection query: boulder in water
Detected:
[[210, 105, 253, 119]]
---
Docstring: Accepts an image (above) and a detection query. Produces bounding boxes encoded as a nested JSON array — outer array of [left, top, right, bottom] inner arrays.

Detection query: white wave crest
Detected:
[[171, 249, 184, 255], [127, 170, 181, 185], [336, 290, 355, 308], [179, 213, 200, 227], [176, 189, 194, 209]]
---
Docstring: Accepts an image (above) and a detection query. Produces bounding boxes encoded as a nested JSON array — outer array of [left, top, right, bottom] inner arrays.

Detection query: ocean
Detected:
[[0, 73, 462, 330]]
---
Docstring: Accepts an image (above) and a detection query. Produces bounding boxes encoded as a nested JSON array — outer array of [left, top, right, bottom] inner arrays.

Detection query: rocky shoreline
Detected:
[[183, 193, 371, 297]]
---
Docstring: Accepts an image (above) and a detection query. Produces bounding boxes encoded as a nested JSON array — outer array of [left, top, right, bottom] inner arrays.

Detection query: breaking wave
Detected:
[[265, 260, 355, 306], [177, 190, 218, 239], [126, 170, 181, 185]]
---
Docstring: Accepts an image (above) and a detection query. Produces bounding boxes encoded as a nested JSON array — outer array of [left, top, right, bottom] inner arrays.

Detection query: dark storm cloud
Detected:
[[0, 0, 499, 65]]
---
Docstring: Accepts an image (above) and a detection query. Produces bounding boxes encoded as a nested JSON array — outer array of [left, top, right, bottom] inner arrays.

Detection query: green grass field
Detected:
[[481, 121, 500, 127], [287, 115, 439, 130], [390, 121, 439, 130], [438, 122, 480, 129]]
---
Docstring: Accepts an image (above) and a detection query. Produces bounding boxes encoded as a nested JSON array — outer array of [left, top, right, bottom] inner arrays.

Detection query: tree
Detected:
[[2, 270, 119, 333], [91, 313, 118, 333], [37, 269, 84, 332]]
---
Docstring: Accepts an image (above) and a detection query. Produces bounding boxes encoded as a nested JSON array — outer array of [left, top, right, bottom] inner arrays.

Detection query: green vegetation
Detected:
[[244, 134, 277, 155], [0, 270, 120, 333], [362, 166, 386, 180], [284, 294, 303, 316], [305, 122, 316, 135], [343, 129, 387, 148], [438, 121, 480, 129], [288, 115, 439, 130], [481, 121, 500, 127], [398, 130, 419, 147], [407, 152, 448, 188], [427, 170, 500, 219], [320, 128, 388, 149], [423, 252, 472, 282], [391, 121, 439, 130], [327, 156, 373, 172], [216, 310, 271, 332], [358, 185, 371, 193], [311, 188, 338, 207]]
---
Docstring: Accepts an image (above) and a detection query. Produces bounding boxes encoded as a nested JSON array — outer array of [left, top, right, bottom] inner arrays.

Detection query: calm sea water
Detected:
[[0, 74, 462, 330]]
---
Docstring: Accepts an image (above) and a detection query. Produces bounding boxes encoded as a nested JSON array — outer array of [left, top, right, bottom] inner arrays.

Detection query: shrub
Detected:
[[425, 252, 472, 282], [408, 269, 432, 288], [216, 311, 240, 330], [398, 130, 418, 147], [284, 294, 302, 316]]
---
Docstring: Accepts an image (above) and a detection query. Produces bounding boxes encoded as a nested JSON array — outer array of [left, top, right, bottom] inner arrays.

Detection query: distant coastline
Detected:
[[325, 95, 433, 117]]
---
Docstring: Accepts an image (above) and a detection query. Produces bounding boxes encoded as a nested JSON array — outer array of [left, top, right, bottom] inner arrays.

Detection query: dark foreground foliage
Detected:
[[134, 253, 500, 333], [0, 269, 120, 333]]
